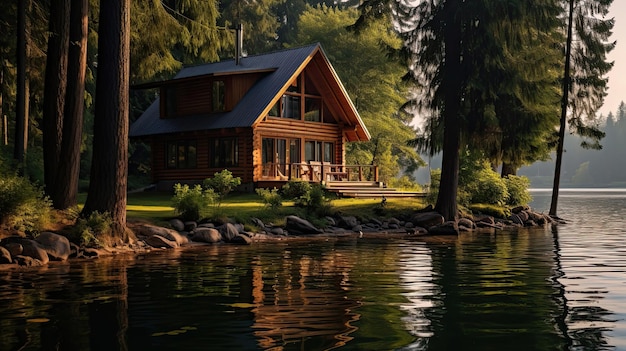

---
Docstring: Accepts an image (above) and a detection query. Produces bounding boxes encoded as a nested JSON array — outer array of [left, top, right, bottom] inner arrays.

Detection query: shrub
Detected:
[[504, 175, 532, 206], [281, 179, 311, 200], [256, 187, 282, 209], [0, 174, 52, 234], [172, 183, 216, 221], [70, 211, 112, 247], [469, 168, 509, 205], [203, 169, 241, 207]]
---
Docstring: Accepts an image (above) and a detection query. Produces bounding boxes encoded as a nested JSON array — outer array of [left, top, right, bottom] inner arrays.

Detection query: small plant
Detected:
[[70, 211, 113, 247], [172, 183, 216, 221], [0, 174, 52, 235], [256, 187, 282, 209], [281, 179, 311, 200], [504, 175, 532, 206], [203, 169, 241, 208]]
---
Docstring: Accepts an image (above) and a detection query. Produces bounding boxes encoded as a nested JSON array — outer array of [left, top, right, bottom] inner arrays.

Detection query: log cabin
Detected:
[[130, 43, 373, 191]]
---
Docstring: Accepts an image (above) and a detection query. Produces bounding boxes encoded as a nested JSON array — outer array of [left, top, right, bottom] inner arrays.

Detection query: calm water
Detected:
[[1, 189, 626, 350]]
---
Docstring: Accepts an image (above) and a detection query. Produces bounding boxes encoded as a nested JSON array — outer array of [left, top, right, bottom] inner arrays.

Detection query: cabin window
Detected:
[[210, 137, 238, 167], [212, 80, 225, 112], [282, 95, 301, 119], [304, 97, 321, 122], [166, 140, 197, 169], [305, 141, 333, 163]]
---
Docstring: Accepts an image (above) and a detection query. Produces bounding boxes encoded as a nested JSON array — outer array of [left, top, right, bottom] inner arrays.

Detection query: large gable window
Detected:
[[166, 140, 197, 169], [211, 137, 238, 167]]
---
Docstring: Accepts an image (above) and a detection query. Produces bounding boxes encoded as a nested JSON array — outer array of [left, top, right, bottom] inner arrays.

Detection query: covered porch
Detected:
[[261, 162, 379, 183]]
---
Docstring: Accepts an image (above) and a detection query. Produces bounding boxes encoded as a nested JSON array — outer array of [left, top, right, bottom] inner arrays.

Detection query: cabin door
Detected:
[[262, 138, 301, 179]]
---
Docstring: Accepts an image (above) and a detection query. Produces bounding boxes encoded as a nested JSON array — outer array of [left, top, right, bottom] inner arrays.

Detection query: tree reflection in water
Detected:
[[0, 227, 622, 350]]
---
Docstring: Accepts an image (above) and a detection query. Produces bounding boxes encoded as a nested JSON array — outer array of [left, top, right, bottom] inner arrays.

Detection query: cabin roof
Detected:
[[129, 43, 370, 141]]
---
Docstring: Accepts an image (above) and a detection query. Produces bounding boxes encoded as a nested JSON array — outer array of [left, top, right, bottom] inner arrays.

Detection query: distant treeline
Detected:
[[520, 102, 626, 188]]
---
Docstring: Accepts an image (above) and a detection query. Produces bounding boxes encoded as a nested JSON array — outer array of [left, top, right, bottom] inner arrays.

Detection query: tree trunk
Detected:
[[550, 0, 574, 217], [501, 162, 517, 177], [42, 0, 70, 201], [52, 0, 87, 209], [14, 0, 27, 168], [434, 0, 462, 222], [82, 0, 131, 242]]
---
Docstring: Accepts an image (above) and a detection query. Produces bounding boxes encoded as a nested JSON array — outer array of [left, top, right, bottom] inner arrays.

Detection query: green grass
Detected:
[[118, 191, 428, 228]]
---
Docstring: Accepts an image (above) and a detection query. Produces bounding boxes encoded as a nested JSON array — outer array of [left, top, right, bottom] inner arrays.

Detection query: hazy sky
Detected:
[[602, 2, 625, 116]]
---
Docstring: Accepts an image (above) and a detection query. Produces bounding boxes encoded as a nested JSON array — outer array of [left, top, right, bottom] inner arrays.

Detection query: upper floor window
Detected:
[[166, 140, 197, 169], [212, 80, 225, 112]]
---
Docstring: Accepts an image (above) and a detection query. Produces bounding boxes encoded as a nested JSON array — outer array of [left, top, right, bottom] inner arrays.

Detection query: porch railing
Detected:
[[261, 162, 378, 183]]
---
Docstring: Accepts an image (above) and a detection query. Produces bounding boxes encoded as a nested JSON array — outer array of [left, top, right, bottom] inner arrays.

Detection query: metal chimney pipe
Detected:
[[235, 24, 243, 65]]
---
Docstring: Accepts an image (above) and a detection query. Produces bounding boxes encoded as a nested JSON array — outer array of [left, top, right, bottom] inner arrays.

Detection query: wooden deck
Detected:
[[324, 181, 427, 198]]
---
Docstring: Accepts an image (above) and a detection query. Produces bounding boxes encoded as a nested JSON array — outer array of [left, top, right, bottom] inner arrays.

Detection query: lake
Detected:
[[1, 189, 625, 350]]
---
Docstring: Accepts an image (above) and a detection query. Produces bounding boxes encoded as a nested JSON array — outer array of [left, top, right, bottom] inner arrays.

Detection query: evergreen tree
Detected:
[[549, 0, 614, 216], [82, 0, 131, 241]]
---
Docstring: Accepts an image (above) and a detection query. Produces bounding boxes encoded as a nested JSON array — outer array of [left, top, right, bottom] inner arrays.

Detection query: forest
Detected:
[[0, 0, 617, 239]]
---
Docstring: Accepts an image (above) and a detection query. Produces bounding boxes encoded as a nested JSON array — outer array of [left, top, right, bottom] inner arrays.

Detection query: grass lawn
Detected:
[[121, 191, 428, 228]]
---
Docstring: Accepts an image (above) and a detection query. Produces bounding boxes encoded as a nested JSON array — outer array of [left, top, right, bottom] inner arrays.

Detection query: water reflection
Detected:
[[2, 194, 626, 351]]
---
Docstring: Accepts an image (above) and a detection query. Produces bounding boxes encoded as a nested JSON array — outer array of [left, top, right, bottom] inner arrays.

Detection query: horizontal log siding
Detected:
[[150, 128, 254, 185]]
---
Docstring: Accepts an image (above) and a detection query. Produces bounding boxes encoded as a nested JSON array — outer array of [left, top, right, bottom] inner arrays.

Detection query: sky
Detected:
[[602, 1, 625, 116]]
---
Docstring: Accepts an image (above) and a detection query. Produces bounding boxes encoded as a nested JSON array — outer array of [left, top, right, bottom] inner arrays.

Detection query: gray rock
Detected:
[[230, 234, 252, 245], [218, 223, 240, 242], [14, 255, 43, 267], [169, 218, 185, 231], [192, 228, 222, 243], [339, 216, 358, 229], [351, 225, 363, 232], [411, 212, 445, 228], [21, 239, 49, 264], [325, 216, 336, 226], [4, 242, 23, 257], [428, 221, 459, 236], [145, 235, 179, 249], [270, 227, 285, 236], [135, 224, 189, 246], [458, 218, 475, 230], [35, 232, 71, 261], [0, 246, 11, 264], [285, 215, 323, 235]]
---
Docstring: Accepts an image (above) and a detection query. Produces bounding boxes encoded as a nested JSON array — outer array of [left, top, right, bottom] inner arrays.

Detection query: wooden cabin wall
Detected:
[[149, 128, 254, 190]]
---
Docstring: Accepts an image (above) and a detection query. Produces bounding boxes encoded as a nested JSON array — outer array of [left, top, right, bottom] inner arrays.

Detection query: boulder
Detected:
[[218, 223, 240, 242], [14, 255, 44, 267], [192, 228, 222, 243], [3, 242, 23, 257], [0, 246, 11, 264], [410, 212, 445, 228], [458, 218, 476, 230], [144, 235, 179, 249], [135, 224, 189, 246], [230, 234, 252, 245], [428, 221, 459, 236], [285, 215, 323, 235], [20, 239, 49, 264], [169, 218, 185, 231], [338, 216, 358, 229], [35, 232, 71, 261], [270, 227, 285, 236]]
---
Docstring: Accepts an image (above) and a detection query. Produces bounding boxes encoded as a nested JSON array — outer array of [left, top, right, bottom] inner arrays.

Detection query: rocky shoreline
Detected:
[[0, 205, 557, 269]]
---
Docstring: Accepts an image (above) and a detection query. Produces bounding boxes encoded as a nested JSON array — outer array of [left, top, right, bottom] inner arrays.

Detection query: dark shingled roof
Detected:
[[129, 43, 368, 140]]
